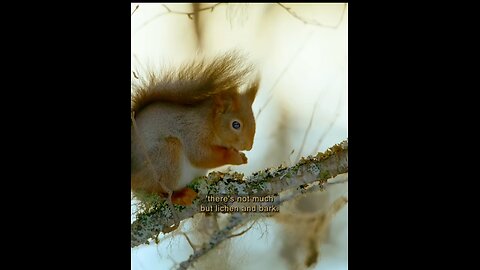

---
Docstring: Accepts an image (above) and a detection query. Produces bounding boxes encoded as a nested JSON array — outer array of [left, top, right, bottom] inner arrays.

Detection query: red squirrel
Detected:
[[131, 52, 259, 206]]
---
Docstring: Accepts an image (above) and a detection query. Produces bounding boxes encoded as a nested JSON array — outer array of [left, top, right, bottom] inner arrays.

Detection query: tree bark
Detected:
[[131, 139, 348, 249]]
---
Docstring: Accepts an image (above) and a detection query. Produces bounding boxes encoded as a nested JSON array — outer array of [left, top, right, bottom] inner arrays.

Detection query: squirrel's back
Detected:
[[132, 101, 211, 149]]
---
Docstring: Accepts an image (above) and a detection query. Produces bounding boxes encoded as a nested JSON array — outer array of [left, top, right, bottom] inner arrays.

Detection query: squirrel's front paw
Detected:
[[225, 148, 247, 165], [232, 151, 248, 165], [239, 152, 248, 164]]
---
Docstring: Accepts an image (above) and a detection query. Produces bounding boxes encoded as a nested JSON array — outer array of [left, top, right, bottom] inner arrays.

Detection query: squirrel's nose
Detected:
[[245, 140, 253, 151]]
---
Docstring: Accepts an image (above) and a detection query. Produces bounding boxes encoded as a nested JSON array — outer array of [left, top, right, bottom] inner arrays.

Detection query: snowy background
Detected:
[[131, 3, 348, 269]]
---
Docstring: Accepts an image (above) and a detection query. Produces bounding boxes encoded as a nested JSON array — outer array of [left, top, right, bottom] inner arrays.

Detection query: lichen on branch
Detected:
[[131, 139, 348, 248]]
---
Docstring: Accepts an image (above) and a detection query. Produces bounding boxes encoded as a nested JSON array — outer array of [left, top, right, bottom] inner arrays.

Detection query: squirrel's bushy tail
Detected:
[[131, 51, 254, 115]]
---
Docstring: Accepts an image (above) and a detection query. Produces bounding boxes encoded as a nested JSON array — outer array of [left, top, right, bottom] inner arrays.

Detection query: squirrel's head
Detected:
[[212, 78, 259, 152]]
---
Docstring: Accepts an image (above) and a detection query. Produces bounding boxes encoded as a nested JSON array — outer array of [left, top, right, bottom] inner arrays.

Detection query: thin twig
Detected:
[[227, 220, 256, 238], [295, 93, 322, 162], [314, 88, 344, 153], [134, 3, 222, 33], [275, 196, 348, 223], [161, 3, 221, 18], [131, 54, 148, 81], [277, 3, 347, 29], [256, 30, 313, 119], [132, 71, 139, 79], [182, 233, 198, 251], [131, 5, 139, 16], [178, 213, 245, 270]]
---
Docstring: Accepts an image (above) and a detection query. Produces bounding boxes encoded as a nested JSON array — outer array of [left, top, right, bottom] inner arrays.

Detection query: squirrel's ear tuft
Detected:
[[244, 76, 260, 104]]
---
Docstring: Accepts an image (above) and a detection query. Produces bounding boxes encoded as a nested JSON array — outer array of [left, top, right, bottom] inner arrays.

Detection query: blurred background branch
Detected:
[[277, 3, 347, 28]]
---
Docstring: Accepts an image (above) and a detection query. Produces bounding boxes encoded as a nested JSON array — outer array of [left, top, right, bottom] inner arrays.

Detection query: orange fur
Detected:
[[131, 52, 260, 204], [171, 187, 198, 206]]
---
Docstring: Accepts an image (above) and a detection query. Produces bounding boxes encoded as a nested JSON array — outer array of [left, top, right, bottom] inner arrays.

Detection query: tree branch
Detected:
[[177, 177, 347, 270], [134, 3, 222, 33], [131, 139, 348, 248], [161, 3, 222, 19]]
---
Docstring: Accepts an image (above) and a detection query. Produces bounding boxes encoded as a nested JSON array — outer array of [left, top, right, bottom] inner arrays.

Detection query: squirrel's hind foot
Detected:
[[171, 187, 198, 206]]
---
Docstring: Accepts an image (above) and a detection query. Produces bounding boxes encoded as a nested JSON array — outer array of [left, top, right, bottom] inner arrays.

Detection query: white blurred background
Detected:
[[131, 3, 348, 269]]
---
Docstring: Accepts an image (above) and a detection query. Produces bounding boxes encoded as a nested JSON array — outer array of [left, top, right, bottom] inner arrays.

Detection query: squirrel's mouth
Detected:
[[223, 146, 244, 153], [228, 147, 241, 153], [218, 144, 247, 153]]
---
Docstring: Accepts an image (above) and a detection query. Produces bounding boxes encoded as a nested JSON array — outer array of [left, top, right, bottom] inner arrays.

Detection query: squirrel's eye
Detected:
[[232, 121, 241, 130]]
